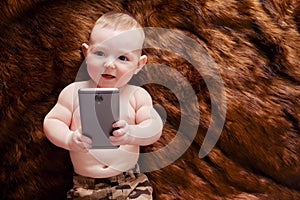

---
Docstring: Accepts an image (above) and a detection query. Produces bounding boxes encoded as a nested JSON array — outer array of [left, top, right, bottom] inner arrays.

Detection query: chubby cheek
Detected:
[[115, 69, 135, 87], [86, 59, 104, 82]]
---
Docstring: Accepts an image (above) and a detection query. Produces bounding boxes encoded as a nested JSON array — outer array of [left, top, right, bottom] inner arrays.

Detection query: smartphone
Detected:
[[78, 88, 119, 149]]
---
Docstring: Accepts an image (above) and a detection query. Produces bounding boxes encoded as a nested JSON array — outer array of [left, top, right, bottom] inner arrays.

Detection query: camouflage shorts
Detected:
[[66, 167, 153, 200]]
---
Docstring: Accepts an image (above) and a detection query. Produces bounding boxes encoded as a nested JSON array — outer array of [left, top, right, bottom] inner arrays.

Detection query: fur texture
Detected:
[[0, 0, 299, 199]]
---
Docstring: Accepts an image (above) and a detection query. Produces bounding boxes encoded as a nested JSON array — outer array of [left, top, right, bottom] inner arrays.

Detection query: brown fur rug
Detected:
[[1, 0, 299, 199]]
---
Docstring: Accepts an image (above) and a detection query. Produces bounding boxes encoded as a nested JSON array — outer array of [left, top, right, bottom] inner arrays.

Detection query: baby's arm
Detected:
[[43, 83, 91, 152], [110, 88, 163, 146]]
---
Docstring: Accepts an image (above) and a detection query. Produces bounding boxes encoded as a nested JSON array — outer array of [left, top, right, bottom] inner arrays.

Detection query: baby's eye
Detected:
[[95, 51, 105, 56], [118, 55, 128, 61]]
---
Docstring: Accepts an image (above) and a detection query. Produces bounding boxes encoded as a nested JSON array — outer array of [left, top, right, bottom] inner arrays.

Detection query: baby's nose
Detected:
[[104, 58, 116, 68]]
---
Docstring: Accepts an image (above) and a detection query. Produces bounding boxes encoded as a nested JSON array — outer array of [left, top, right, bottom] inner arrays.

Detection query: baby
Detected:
[[43, 12, 163, 200]]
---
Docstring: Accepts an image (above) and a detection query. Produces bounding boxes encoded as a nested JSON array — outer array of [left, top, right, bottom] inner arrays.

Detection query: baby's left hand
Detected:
[[109, 120, 133, 145]]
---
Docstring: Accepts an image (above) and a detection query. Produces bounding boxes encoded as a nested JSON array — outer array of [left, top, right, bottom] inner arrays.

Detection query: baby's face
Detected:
[[83, 25, 146, 88]]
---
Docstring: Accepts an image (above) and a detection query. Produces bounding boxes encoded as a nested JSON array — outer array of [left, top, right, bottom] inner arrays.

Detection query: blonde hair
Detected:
[[93, 12, 145, 41], [95, 12, 142, 30]]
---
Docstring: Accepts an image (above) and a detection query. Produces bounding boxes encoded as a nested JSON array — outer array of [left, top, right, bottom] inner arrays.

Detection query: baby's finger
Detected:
[[113, 120, 127, 128], [81, 135, 92, 145], [112, 128, 126, 136], [83, 142, 92, 150], [109, 136, 123, 145]]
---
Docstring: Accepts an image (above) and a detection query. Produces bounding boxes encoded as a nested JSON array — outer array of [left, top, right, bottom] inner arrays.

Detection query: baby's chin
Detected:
[[95, 80, 117, 88]]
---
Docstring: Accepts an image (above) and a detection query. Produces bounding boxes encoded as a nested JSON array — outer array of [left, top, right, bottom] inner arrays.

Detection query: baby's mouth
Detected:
[[102, 74, 116, 79]]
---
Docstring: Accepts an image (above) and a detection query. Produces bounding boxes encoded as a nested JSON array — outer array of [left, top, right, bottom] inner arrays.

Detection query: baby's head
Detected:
[[89, 12, 145, 54], [82, 12, 147, 88], [94, 12, 144, 39]]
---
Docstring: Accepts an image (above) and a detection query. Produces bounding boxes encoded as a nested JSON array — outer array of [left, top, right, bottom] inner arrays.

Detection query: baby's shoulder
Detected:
[[125, 85, 149, 97], [58, 81, 89, 101], [125, 85, 152, 105]]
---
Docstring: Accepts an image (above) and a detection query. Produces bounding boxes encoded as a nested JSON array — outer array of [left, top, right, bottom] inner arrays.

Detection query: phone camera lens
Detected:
[[95, 94, 103, 102]]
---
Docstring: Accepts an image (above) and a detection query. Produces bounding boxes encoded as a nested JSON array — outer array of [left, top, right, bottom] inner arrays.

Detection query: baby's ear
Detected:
[[135, 55, 147, 74], [81, 43, 89, 58]]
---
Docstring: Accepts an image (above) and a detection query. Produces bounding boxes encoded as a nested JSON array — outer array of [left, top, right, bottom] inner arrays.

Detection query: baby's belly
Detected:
[[70, 145, 139, 178]]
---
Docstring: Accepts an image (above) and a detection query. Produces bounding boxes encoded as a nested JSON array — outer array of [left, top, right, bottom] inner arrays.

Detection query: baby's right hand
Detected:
[[67, 130, 92, 152]]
